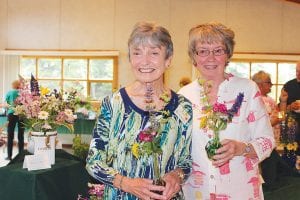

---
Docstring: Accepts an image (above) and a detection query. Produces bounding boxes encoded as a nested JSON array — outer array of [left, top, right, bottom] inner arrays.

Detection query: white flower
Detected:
[[64, 109, 73, 116], [38, 111, 49, 120]]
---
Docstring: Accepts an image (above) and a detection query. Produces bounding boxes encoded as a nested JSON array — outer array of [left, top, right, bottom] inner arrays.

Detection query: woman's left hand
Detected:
[[212, 139, 244, 167], [162, 170, 182, 199]]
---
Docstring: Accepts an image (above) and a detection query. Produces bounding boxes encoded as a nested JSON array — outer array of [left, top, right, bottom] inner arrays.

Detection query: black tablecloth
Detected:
[[261, 150, 300, 200], [0, 150, 89, 200]]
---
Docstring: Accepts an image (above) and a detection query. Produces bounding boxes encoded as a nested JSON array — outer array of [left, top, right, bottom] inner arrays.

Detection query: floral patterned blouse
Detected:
[[86, 88, 193, 199], [178, 75, 275, 200]]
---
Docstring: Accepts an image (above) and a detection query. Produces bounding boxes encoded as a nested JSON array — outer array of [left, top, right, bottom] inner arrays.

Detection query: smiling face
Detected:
[[193, 41, 228, 80], [129, 42, 171, 83]]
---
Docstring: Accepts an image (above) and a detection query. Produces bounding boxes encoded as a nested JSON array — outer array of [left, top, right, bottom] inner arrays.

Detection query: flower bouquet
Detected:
[[131, 122, 165, 194], [77, 183, 105, 200], [198, 79, 244, 159], [14, 75, 90, 133], [131, 85, 171, 194], [13, 75, 91, 164]]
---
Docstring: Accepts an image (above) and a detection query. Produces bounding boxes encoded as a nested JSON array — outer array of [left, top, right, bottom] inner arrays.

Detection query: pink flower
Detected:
[[213, 102, 228, 113], [138, 131, 154, 142]]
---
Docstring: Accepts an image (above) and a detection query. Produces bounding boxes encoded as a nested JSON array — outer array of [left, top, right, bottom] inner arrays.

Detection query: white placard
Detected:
[[23, 153, 51, 171]]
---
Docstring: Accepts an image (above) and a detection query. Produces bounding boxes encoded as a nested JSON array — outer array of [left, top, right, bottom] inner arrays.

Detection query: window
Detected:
[[20, 55, 118, 100], [226, 60, 296, 102]]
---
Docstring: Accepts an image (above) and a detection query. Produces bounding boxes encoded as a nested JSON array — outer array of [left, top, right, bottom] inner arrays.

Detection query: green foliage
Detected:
[[72, 135, 90, 161]]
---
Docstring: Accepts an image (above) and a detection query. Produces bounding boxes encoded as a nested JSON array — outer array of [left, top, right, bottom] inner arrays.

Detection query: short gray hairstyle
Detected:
[[128, 21, 173, 59], [188, 22, 235, 64], [251, 70, 271, 84]]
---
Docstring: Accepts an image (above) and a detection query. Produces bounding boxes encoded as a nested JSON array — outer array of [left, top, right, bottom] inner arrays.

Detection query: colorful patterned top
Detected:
[[178, 75, 275, 200], [86, 88, 193, 199]]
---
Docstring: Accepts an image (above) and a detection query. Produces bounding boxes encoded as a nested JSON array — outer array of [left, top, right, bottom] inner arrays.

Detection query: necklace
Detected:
[[144, 83, 171, 132]]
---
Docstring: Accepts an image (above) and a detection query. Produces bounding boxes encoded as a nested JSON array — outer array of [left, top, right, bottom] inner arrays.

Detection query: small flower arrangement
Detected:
[[279, 112, 298, 167], [13, 75, 90, 134], [77, 183, 105, 200], [131, 88, 171, 190], [131, 94, 171, 160], [198, 78, 244, 159]]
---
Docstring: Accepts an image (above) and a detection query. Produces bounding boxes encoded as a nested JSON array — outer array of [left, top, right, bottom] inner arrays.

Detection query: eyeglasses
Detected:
[[195, 48, 227, 57], [262, 81, 273, 85]]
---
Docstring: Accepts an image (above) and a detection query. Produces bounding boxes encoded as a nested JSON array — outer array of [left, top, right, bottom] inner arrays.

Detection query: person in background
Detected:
[[279, 61, 300, 154], [86, 22, 193, 200], [178, 22, 275, 199], [252, 70, 283, 144], [179, 77, 192, 88], [5, 80, 25, 160]]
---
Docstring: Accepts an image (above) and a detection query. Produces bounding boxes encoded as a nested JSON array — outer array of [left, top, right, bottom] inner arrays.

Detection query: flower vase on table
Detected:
[[12, 75, 90, 164], [28, 131, 57, 164]]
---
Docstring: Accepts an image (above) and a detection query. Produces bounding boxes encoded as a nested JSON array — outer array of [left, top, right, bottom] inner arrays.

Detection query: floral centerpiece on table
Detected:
[[13, 75, 90, 134], [198, 78, 244, 159], [279, 112, 298, 168]]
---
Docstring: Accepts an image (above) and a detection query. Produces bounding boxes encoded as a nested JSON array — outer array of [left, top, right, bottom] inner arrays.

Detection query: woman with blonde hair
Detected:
[[179, 22, 275, 199]]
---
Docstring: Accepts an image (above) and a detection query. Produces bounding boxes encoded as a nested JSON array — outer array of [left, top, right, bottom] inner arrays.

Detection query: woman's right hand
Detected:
[[115, 176, 167, 200]]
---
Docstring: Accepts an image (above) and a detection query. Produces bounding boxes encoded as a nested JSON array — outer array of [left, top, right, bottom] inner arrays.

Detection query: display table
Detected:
[[0, 150, 89, 200], [261, 150, 300, 200]]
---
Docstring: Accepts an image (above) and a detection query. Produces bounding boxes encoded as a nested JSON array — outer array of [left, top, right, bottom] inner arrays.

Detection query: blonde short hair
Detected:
[[251, 71, 271, 84], [188, 22, 235, 64]]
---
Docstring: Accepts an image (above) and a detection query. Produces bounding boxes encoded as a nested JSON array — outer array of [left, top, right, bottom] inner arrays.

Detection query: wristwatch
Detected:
[[243, 143, 252, 156]]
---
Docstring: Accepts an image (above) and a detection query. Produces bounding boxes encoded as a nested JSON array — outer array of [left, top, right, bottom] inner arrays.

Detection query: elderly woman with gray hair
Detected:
[[178, 22, 275, 199], [86, 22, 193, 200], [252, 71, 283, 126]]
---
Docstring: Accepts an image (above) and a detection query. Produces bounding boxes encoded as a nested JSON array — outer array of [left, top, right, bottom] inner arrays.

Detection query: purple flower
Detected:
[[227, 92, 244, 120]]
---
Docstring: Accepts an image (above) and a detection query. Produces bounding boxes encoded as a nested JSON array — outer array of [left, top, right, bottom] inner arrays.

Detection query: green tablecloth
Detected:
[[0, 150, 89, 200]]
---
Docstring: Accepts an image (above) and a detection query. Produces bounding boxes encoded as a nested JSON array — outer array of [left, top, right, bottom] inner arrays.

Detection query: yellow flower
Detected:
[[286, 143, 294, 151], [131, 143, 140, 158], [199, 117, 207, 129], [40, 86, 50, 96], [293, 142, 298, 151]]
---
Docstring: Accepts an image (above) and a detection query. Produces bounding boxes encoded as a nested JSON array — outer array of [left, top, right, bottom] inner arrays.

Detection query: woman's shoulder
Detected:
[[177, 79, 199, 97], [228, 75, 257, 89], [171, 91, 193, 124], [99, 89, 123, 107], [176, 92, 192, 107]]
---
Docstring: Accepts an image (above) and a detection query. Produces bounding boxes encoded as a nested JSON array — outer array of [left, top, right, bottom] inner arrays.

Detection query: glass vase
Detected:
[[152, 153, 166, 195], [205, 131, 222, 160]]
